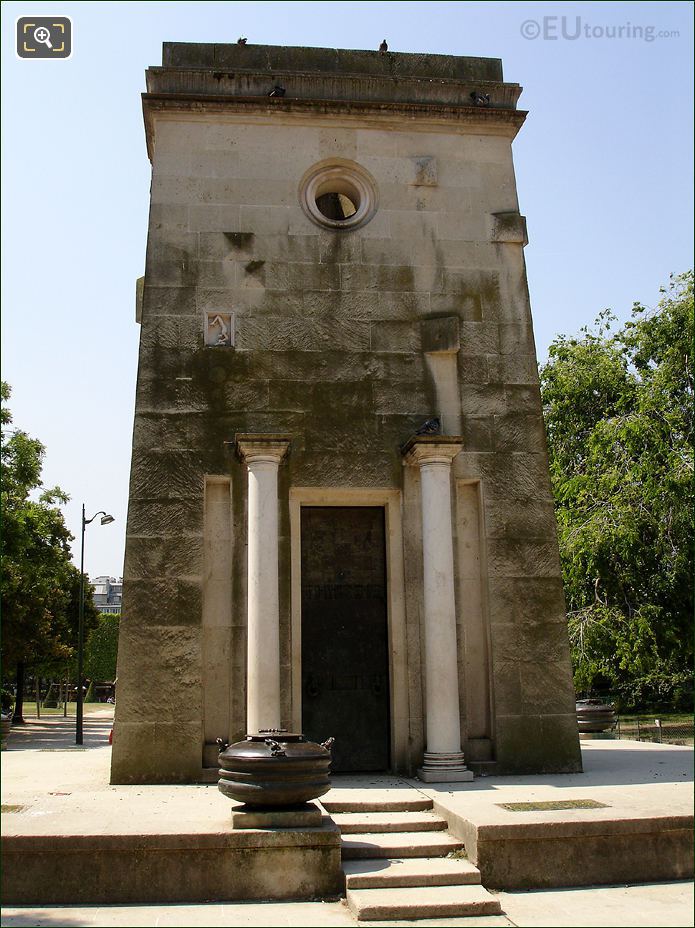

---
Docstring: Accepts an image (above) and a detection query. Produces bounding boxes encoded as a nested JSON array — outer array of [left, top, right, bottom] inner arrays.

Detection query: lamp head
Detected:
[[100, 514, 115, 525]]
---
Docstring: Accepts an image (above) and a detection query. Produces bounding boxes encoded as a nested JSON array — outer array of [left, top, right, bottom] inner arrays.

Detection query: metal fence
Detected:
[[615, 718, 694, 747]]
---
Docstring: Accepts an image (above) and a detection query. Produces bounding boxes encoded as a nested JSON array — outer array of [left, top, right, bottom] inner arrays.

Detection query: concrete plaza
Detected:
[[1, 710, 692, 927]]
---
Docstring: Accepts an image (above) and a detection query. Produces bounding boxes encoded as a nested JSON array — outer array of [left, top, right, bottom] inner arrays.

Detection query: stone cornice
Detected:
[[142, 94, 526, 162], [235, 434, 291, 467], [145, 67, 521, 109]]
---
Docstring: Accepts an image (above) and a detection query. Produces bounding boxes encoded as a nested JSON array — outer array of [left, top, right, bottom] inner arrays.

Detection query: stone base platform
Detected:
[[2, 821, 342, 906], [437, 804, 693, 890], [1, 718, 693, 906], [418, 740, 694, 890], [2, 740, 342, 908], [1, 715, 342, 906], [322, 745, 693, 891]]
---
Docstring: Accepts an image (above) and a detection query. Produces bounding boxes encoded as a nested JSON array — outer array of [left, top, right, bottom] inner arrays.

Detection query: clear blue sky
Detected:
[[1, 1, 693, 578]]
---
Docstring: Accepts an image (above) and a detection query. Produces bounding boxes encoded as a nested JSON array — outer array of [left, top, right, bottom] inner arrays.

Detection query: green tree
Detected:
[[540, 272, 694, 709], [84, 613, 120, 684], [1, 383, 99, 715]]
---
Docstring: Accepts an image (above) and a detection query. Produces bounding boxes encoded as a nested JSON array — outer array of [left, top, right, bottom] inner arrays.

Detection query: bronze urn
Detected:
[[576, 699, 617, 733], [218, 730, 334, 807]]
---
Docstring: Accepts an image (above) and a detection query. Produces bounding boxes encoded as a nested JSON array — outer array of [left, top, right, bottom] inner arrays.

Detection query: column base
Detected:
[[417, 751, 474, 783], [231, 801, 323, 829]]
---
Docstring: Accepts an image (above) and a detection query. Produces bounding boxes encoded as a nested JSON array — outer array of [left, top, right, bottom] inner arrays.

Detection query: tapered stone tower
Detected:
[[111, 42, 582, 784]]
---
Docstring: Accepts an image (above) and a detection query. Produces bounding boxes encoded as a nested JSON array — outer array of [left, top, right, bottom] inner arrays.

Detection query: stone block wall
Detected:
[[111, 45, 581, 783]]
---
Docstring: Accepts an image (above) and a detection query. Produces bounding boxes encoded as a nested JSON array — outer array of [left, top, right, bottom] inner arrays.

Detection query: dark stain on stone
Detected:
[[245, 260, 265, 275], [225, 232, 255, 249], [320, 232, 347, 266]]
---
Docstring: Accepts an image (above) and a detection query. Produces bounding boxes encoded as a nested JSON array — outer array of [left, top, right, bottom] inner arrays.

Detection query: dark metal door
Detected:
[[301, 507, 390, 772]]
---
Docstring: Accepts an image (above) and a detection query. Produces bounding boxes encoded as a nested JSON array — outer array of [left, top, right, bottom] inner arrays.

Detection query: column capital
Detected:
[[401, 435, 463, 467], [236, 433, 291, 467]]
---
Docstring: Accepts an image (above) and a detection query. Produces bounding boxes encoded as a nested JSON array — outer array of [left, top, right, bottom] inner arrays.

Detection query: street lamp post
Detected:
[[76, 505, 114, 745]]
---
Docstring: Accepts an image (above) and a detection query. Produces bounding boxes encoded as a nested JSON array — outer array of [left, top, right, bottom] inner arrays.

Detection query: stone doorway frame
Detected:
[[289, 488, 409, 773]]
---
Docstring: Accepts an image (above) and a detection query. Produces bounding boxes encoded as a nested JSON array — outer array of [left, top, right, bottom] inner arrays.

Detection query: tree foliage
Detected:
[[84, 613, 120, 682], [1, 383, 99, 679], [540, 272, 693, 709]]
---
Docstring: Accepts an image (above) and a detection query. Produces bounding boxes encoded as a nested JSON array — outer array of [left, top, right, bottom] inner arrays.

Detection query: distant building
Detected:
[[92, 576, 122, 614]]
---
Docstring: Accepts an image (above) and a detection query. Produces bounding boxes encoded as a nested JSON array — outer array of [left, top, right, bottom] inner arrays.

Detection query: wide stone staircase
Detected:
[[321, 791, 502, 921]]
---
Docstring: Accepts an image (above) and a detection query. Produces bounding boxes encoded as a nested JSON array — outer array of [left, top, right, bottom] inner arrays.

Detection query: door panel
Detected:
[[301, 507, 390, 772]]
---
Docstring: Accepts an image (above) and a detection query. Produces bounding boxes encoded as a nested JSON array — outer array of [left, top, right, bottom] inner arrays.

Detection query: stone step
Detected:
[[332, 811, 447, 834], [341, 831, 464, 859], [346, 883, 502, 920], [343, 856, 481, 889], [322, 795, 432, 814]]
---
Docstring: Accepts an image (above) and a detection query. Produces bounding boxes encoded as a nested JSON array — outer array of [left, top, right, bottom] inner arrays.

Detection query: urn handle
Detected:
[[321, 736, 335, 753], [216, 738, 229, 751], [264, 738, 286, 757]]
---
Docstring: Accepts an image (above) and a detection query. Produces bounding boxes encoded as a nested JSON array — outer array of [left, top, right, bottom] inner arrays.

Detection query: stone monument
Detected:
[[111, 42, 582, 784]]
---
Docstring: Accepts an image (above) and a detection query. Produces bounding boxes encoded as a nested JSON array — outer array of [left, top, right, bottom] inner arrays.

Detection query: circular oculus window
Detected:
[[299, 160, 378, 231]]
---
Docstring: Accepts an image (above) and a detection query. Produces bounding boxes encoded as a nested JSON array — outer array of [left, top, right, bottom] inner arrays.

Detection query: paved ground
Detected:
[[417, 737, 694, 834], [1, 712, 693, 927], [2, 882, 693, 928]]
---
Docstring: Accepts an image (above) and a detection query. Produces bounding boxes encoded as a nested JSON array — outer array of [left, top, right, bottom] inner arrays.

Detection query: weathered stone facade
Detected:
[[111, 43, 582, 783]]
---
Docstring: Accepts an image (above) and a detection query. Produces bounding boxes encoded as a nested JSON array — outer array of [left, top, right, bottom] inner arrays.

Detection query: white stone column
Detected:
[[403, 436, 473, 782], [236, 435, 290, 735]]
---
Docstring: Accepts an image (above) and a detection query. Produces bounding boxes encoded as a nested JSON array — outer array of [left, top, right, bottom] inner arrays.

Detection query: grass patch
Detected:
[[498, 800, 609, 812], [447, 848, 468, 859], [619, 713, 692, 725]]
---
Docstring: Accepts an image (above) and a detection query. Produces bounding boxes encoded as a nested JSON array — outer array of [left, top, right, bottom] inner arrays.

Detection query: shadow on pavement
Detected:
[[0, 911, 93, 927], [4, 714, 113, 752], [427, 743, 694, 793]]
